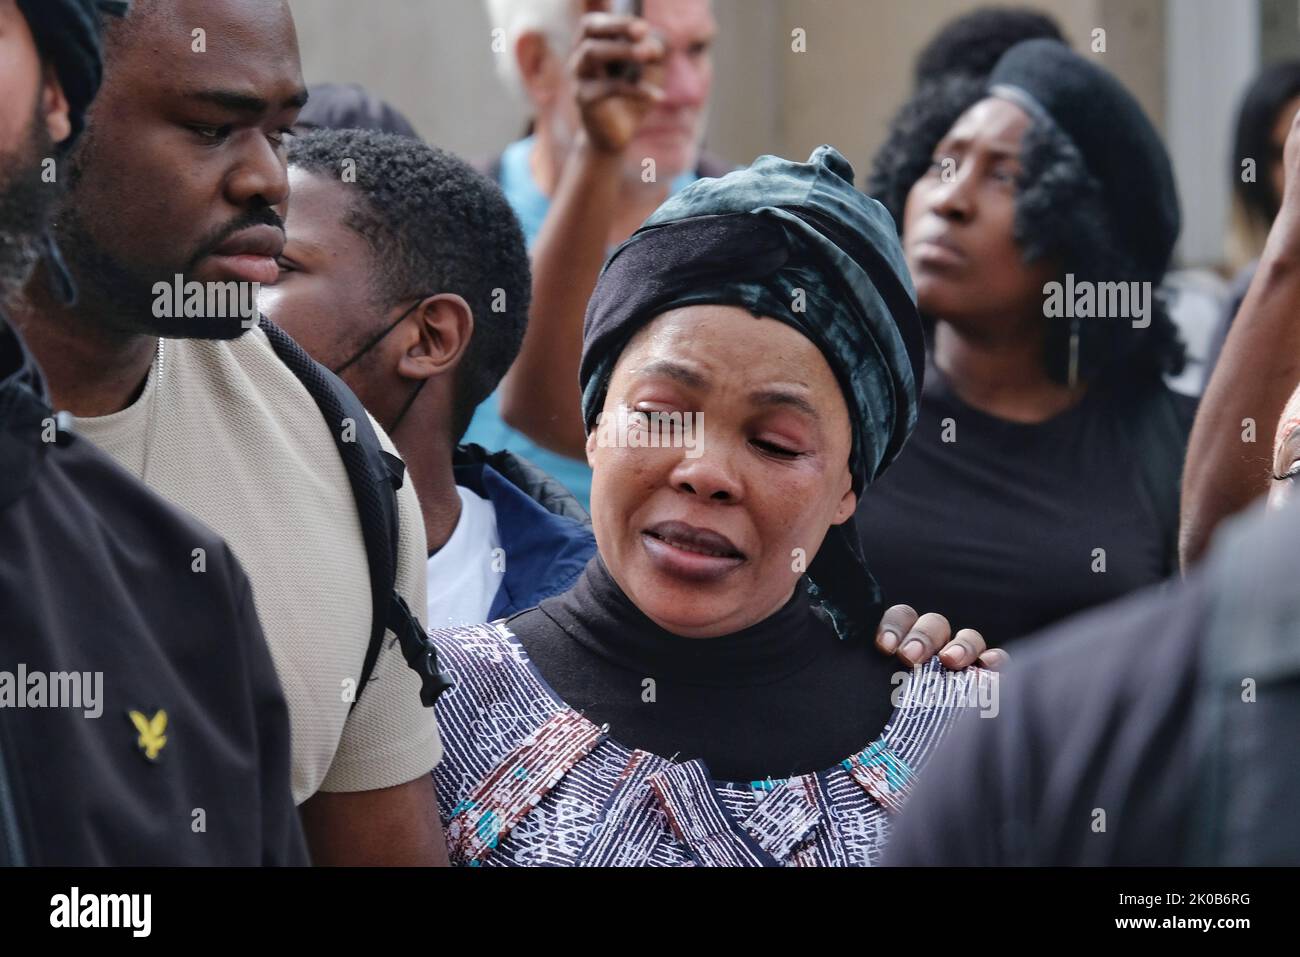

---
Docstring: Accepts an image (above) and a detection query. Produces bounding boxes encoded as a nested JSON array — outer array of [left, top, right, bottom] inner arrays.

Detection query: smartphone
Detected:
[[607, 0, 645, 81]]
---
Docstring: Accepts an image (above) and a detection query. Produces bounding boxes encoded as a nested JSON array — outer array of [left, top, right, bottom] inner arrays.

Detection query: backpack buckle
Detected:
[[388, 594, 453, 708]]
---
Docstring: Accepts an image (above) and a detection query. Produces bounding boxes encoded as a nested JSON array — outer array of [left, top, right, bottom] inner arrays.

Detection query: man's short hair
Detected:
[[484, 0, 578, 100], [288, 129, 531, 441]]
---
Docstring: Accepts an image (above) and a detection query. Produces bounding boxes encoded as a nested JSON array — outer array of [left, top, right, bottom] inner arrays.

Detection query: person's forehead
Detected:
[[114, 0, 303, 97], [620, 306, 832, 391], [644, 0, 716, 41], [0, 0, 34, 56], [0, 1, 41, 154], [286, 169, 366, 250], [945, 96, 1031, 151], [0, 0, 37, 56]]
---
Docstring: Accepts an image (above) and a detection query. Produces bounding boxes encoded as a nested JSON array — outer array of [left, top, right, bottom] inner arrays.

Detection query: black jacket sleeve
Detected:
[[886, 575, 1208, 866]]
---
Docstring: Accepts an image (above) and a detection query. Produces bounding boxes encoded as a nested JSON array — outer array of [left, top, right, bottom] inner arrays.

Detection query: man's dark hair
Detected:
[[288, 129, 531, 441], [868, 75, 1185, 390], [914, 6, 1066, 85], [294, 83, 420, 140]]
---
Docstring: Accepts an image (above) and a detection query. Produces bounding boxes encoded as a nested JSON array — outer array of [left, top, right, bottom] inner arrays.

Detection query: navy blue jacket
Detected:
[[452, 444, 596, 620]]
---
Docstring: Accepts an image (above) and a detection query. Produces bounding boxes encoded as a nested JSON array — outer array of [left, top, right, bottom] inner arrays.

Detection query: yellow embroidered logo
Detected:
[[128, 709, 168, 761]]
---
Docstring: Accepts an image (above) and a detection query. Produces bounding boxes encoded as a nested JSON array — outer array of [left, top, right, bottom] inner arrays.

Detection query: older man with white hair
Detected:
[[465, 0, 727, 508]]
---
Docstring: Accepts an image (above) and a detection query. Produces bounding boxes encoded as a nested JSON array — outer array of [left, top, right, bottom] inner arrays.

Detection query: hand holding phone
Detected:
[[572, 0, 665, 153], [606, 0, 646, 82]]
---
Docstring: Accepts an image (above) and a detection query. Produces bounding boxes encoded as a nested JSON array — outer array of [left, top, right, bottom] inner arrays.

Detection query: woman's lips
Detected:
[[641, 521, 745, 583], [910, 237, 967, 270]]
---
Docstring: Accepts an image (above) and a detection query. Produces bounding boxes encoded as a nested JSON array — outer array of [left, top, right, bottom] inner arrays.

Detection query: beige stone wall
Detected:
[[773, 0, 1165, 182], [288, 0, 1167, 174], [289, 0, 517, 161]]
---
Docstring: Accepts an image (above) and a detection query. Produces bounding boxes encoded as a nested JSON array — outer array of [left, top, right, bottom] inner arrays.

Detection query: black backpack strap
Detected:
[[258, 318, 450, 709]]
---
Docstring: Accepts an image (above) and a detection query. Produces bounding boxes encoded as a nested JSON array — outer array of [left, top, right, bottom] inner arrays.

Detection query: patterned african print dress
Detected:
[[430, 619, 991, 866]]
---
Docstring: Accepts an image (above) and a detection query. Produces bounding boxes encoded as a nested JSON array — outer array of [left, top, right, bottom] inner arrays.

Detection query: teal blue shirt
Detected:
[[463, 136, 698, 509]]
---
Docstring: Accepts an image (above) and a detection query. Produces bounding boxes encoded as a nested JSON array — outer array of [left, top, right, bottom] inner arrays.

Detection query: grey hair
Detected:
[[485, 0, 580, 101]]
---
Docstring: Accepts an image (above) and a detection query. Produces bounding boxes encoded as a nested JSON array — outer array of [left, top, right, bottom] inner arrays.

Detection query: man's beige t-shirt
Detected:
[[74, 327, 440, 803]]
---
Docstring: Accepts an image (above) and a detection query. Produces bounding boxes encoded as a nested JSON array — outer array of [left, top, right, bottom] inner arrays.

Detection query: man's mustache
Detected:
[[186, 209, 287, 272]]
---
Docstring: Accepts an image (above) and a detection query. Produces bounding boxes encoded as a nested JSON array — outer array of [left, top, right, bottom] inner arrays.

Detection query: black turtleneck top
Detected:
[[507, 557, 899, 783]]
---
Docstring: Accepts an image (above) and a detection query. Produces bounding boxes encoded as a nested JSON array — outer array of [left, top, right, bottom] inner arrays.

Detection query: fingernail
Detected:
[[901, 639, 924, 662], [879, 630, 899, 653]]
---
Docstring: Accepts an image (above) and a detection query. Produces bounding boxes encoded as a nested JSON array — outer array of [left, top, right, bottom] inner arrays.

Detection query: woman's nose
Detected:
[[669, 442, 743, 502]]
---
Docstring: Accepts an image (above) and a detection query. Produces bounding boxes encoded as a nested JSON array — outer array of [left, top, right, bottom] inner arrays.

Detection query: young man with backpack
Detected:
[[266, 129, 598, 631]]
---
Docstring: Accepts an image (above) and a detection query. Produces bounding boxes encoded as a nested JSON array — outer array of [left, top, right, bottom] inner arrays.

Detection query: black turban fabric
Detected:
[[988, 38, 1181, 283], [579, 145, 925, 642], [17, 0, 128, 150]]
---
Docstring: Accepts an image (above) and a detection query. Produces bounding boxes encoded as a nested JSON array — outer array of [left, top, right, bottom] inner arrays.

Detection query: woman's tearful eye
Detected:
[[752, 437, 802, 459], [1267, 428, 1300, 508], [629, 403, 694, 439], [1272, 428, 1300, 483], [1272, 461, 1300, 483]]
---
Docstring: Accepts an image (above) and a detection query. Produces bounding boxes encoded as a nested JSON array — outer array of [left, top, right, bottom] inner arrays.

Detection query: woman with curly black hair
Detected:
[[855, 39, 1196, 648]]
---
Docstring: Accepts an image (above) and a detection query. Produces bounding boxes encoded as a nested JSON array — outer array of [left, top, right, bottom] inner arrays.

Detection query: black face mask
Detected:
[[332, 298, 429, 436]]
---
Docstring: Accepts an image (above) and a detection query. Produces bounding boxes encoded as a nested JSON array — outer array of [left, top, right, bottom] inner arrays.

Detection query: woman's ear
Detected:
[[42, 63, 72, 146], [832, 486, 858, 526], [397, 294, 474, 382]]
